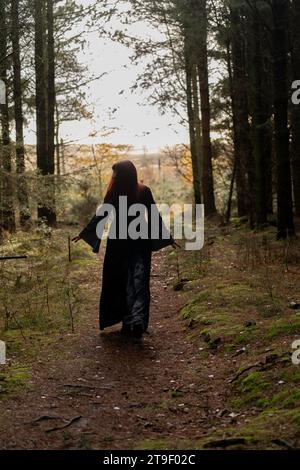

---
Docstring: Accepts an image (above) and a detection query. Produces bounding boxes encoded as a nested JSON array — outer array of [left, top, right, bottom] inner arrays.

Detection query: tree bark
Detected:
[[34, 0, 48, 220], [55, 100, 60, 176], [291, 0, 300, 217], [247, 2, 273, 226], [224, 39, 237, 223], [0, 0, 16, 233], [197, 0, 216, 215], [228, 5, 254, 223], [191, 64, 203, 194], [46, 0, 56, 225], [11, 0, 30, 226], [184, 44, 202, 205], [34, 0, 56, 225], [272, 0, 295, 238]]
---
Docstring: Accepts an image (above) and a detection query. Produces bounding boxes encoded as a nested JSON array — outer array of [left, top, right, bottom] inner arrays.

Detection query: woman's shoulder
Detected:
[[139, 183, 151, 192], [139, 184, 152, 197]]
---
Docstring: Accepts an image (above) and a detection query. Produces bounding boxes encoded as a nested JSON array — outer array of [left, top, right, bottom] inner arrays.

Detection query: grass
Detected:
[[0, 226, 96, 401], [171, 224, 300, 448], [134, 438, 171, 450], [134, 438, 199, 450], [0, 365, 30, 397], [0, 227, 94, 333], [232, 371, 272, 407], [196, 408, 300, 449], [267, 319, 300, 339]]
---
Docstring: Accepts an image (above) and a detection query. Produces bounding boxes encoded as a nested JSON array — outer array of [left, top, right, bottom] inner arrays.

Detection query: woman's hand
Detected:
[[72, 236, 81, 243]]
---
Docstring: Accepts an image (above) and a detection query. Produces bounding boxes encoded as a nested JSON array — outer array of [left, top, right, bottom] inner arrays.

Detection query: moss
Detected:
[[134, 439, 171, 450], [0, 365, 29, 397], [181, 291, 209, 319], [233, 329, 256, 345], [171, 389, 186, 398], [291, 410, 300, 425], [169, 227, 300, 448], [134, 438, 198, 450], [267, 320, 300, 339], [197, 408, 300, 449], [281, 370, 300, 383], [180, 279, 279, 347], [256, 398, 270, 408], [272, 390, 300, 409], [241, 372, 270, 393], [232, 372, 272, 407]]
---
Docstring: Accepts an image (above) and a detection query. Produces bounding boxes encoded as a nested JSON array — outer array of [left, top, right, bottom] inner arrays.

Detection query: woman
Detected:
[[73, 160, 176, 338]]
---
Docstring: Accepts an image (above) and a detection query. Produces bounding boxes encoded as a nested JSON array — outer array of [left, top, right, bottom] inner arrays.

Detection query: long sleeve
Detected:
[[144, 187, 174, 252], [79, 209, 110, 254]]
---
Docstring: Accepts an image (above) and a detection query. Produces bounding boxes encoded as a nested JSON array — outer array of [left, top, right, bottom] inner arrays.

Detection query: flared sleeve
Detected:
[[144, 186, 174, 252], [79, 207, 111, 254]]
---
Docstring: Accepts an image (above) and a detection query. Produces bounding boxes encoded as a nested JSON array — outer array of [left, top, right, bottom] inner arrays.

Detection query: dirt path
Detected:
[[0, 250, 227, 450]]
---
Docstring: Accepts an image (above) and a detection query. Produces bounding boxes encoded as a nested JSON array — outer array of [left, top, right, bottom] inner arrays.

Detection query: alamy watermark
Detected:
[[95, 197, 205, 251], [292, 340, 300, 365], [0, 79, 5, 105], [291, 80, 300, 105], [0, 340, 6, 365]]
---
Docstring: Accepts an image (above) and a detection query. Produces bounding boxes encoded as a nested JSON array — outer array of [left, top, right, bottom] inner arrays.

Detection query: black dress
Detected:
[[79, 185, 173, 330]]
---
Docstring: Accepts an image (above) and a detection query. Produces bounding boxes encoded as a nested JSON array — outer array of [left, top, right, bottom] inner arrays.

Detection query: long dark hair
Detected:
[[104, 160, 141, 204]]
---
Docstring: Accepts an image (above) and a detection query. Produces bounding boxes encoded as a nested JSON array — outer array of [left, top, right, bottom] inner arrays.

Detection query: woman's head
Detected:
[[104, 160, 140, 203]]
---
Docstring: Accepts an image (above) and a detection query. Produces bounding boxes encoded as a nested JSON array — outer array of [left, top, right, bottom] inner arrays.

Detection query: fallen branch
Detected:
[[63, 383, 112, 391], [45, 415, 82, 433], [203, 438, 247, 449], [229, 362, 262, 383], [272, 439, 296, 450], [27, 415, 60, 425], [63, 383, 95, 390], [230, 353, 290, 383]]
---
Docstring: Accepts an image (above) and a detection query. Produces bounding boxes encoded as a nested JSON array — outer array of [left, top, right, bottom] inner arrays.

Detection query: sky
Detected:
[[72, 34, 188, 152], [25, 1, 188, 153]]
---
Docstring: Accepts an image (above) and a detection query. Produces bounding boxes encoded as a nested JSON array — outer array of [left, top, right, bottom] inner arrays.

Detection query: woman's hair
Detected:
[[104, 160, 141, 204]]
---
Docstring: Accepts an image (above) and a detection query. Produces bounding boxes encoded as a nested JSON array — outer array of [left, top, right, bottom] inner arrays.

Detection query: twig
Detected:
[[0, 256, 27, 261], [68, 236, 72, 262], [66, 287, 75, 333], [45, 415, 82, 433], [230, 362, 261, 383], [203, 438, 247, 449]]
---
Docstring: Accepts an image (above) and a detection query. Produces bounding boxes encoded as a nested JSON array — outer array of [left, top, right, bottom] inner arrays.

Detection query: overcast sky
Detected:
[[74, 33, 188, 151], [26, 1, 188, 153]]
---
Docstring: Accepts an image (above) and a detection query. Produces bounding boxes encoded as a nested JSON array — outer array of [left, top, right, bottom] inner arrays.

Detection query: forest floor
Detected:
[[0, 220, 300, 450]]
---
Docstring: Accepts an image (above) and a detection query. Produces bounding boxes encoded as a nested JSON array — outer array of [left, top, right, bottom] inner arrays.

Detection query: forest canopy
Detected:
[[0, 0, 299, 239]]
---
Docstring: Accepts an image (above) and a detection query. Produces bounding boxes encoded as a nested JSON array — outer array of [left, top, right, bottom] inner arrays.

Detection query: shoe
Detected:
[[132, 324, 144, 339], [120, 324, 132, 337]]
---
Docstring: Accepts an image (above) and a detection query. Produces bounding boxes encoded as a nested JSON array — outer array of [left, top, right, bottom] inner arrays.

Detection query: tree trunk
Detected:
[[197, 0, 216, 215], [46, 0, 56, 225], [224, 39, 237, 223], [184, 36, 202, 205], [247, 3, 273, 226], [291, 0, 300, 217], [11, 0, 30, 226], [34, 0, 56, 225], [0, 0, 16, 233], [272, 0, 295, 238], [34, 0, 47, 220], [55, 100, 60, 176], [229, 5, 254, 222], [191, 64, 203, 195]]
